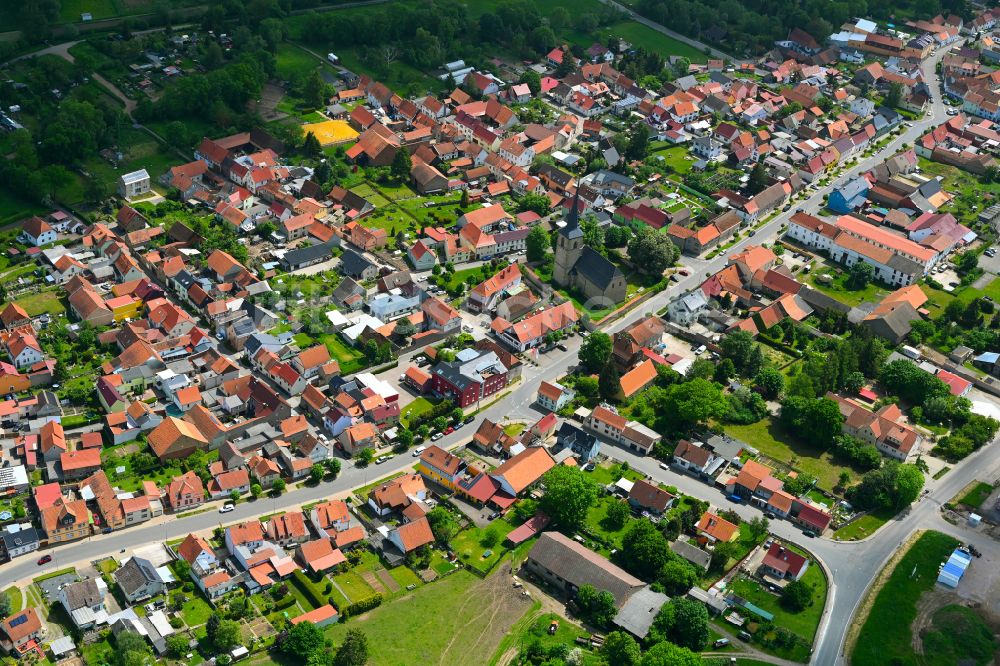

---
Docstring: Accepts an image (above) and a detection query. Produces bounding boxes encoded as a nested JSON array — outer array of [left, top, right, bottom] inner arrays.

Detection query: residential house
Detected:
[[114, 556, 166, 603], [164, 471, 206, 513], [759, 543, 809, 581], [59, 579, 107, 629], [696, 512, 739, 543], [537, 380, 574, 412], [40, 500, 90, 544], [0, 608, 43, 658], [627, 479, 675, 515], [555, 421, 600, 463], [20, 217, 56, 247], [490, 447, 555, 498], [828, 392, 921, 461], [387, 516, 434, 555]]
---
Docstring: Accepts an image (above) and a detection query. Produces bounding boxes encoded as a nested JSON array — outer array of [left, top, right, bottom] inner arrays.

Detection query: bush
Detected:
[[290, 571, 327, 609], [342, 594, 383, 618]]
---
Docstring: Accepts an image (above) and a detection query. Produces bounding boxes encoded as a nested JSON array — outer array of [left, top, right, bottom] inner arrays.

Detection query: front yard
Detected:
[[832, 506, 896, 541], [728, 554, 828, 644]]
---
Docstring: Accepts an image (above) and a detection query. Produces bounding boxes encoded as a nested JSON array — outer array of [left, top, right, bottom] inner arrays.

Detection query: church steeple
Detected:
[[560, 187, 583, 240]]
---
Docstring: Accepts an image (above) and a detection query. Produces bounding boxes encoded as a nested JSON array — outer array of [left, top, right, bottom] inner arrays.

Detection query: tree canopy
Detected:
[[578, 331, 612, 372], [538, 465, 599, 530]]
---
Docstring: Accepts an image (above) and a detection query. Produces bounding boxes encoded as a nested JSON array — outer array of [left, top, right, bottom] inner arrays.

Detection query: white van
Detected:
[[327, 53, 339, 64]]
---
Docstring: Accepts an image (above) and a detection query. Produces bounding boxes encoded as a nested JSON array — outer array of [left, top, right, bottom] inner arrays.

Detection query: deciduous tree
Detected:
[[538, 466, 599, 530], [578, 331, 612, 372]]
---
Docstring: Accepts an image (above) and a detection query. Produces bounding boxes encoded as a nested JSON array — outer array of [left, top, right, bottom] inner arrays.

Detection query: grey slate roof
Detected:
[[115, 556, 159, 598], [282, 243, 331, 268], [613, 587, 669, 638], [339, 249, 375, 278], [527, 531, 644, 607], [572, 246, 623, 290], [63, 579, 103, 610], [670, 540, 712, 570], [0, 527, 38, 551]]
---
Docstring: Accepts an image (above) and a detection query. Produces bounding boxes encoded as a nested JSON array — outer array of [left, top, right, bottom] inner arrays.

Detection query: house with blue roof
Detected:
[[827, 176, 870, 214], [973, 351, 1000, 376]]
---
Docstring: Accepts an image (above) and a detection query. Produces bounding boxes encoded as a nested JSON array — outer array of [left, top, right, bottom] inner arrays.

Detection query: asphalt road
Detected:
[[1, 39, 970, 666]]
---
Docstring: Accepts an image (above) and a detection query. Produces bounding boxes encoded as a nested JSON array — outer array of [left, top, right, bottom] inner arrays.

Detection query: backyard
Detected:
[[451, 518, 517, 573], [325, 568, 532, 666], [807, 265, 889, 308], [723, 418, 860, 491], [582, 496, 634, 552], [14, 290, 67, 316], [727, 555, 828, 644]]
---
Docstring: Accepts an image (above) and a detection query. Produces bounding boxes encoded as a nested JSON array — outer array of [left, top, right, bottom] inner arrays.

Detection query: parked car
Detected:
[[375, 455, 392, 464], [727, 494, 743, 504], [802, 529, 817, 538], [714, 639, 730, 648], [37, 555, 52, 565], [431, 432, 444, 441], [413, 446, 427, 456], [444, 427, 454, 435], [556, 343, 568, 352], [219, 503, 235, 513]]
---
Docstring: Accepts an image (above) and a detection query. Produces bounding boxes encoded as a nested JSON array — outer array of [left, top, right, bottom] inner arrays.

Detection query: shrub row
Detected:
[[342, 594, 383, 618]]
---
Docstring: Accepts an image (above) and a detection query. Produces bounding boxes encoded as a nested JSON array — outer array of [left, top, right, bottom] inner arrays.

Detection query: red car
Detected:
[[444, 427, 454, 435], [37, 555, 52, 566]]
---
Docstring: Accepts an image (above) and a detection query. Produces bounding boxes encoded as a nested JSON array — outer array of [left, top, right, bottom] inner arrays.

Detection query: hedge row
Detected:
[[291, 571, 327, 609], [342, 594, 383, 618]]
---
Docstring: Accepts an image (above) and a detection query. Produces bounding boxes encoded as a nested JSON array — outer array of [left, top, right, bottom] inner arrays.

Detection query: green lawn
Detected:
[[400, 397, 440, 427], [429, 550, 459, 576], [276, 43, 321, 79], [807, 269, 888, 307], [331, 570, 376, 604], [387, 565, 422, 592], [582, 496, 633, 550], [451, 519, 516, 573], [920, 604, 997, 666], [490, 610, 593, 666], [852, 531, 961, 666], [58, 0, 118, 23], [833, 507, 896, 541], [0, 188, 46, 227], [723, 418, 858, 491], [584, 461, 644, 487], [319, 333, 366, 375], [650, 143, 698, 175], [599, 20, 709, 62], [15, 290, 66, 316], [3, 587, 23, 613], [727, 560, 827, 643], [326, 569, 528, 666], [956, 481, 994, 509], [178, 593, 214, 627]]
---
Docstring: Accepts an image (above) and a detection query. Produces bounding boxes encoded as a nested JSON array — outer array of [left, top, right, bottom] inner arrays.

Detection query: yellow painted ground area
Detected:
[[301, 119, 359, 146]]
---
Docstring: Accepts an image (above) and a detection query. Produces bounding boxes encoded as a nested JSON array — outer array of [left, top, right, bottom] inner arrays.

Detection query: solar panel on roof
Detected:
[[9, 614, 27, 627]]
